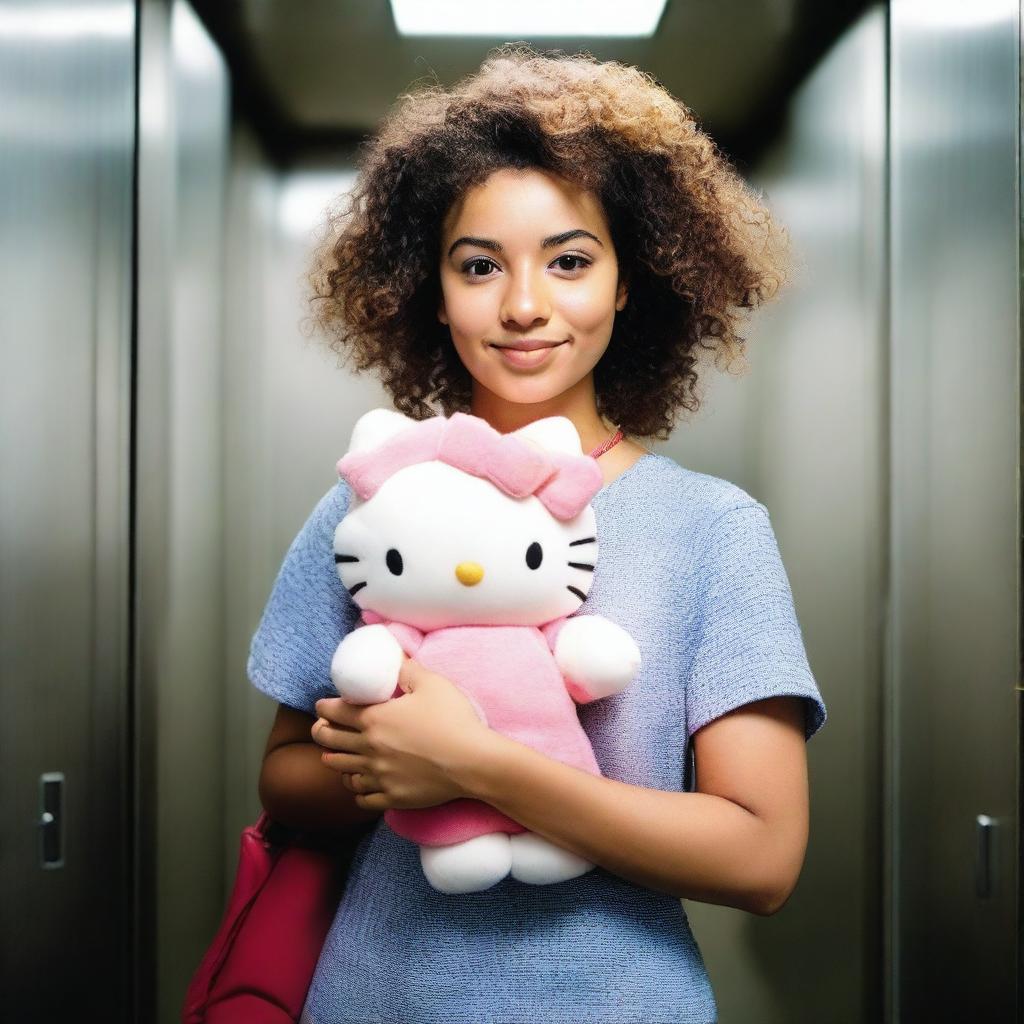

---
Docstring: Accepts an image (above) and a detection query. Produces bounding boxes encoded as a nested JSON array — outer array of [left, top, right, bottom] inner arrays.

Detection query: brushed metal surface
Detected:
[[0, 0, 136, 1019], [675, 8, 887, 1021], [889, 1, 1020, 1018], [135, 1, 230, 1020]]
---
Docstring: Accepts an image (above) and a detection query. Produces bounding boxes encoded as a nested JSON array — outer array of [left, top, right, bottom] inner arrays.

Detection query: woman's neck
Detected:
[[468, 374, 615, 455]]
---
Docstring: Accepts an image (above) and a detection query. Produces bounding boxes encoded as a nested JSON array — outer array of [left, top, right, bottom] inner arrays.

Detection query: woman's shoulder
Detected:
[[275, 477, 354, 566], [304, 476, 353, 531], [615, 451, 763, 523]]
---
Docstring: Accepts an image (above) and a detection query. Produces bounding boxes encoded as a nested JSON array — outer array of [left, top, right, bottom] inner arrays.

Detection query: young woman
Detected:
[[250, 44, 827, 1024]]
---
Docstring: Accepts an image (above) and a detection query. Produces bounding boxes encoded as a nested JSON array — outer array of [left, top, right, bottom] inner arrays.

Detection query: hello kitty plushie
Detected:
[[330, 408, 642, 894]]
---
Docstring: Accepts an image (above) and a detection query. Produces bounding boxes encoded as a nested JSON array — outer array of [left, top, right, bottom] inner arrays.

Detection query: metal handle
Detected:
[[38, 772, 64, 869], [975, 814, 995, 898]]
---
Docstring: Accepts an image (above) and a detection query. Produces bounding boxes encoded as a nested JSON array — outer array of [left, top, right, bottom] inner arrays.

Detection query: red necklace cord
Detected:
[[588, 427, 623, 459]]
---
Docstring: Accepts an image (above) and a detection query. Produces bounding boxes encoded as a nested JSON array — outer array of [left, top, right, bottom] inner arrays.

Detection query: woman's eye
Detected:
[[386, 548, 404, 575], [465, 258, 497, 277], [553, 254, 589, 273], [462, 254, 591, 279]]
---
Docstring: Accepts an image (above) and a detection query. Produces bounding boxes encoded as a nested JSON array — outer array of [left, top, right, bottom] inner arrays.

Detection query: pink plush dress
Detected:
[[368, 614, 602, 846]]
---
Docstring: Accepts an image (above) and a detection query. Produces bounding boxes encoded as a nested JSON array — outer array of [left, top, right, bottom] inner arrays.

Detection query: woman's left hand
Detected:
[[313, 658, 493, 812]]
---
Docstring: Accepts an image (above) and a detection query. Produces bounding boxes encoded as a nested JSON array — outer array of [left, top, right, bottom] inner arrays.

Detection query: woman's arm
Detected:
[[316, 662, 810, 914], [456, 695, 809, 915], [259, 704, 383, 834]]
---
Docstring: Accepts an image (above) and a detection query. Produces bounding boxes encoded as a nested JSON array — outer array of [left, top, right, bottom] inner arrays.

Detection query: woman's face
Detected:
[[437, 167, 628, 407]]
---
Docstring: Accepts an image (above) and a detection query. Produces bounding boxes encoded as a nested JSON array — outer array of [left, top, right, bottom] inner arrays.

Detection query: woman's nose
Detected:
[[499, 270, 551, 327]]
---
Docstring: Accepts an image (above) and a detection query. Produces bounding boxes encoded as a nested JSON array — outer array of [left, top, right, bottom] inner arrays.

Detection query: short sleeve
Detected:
[[685, 501, 827, 742], [246, 479, 361, 715]]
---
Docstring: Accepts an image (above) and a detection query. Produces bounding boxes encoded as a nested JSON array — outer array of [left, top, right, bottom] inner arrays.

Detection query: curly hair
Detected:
[[305, 43, 790, 440]]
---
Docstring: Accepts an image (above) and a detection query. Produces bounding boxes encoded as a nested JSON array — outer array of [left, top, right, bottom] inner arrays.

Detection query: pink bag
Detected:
[[182, 813, 368, 1023]]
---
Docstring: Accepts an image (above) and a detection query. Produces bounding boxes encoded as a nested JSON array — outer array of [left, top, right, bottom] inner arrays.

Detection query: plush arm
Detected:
[[330, 623, 412, 704], [544, 614, 642, 703]]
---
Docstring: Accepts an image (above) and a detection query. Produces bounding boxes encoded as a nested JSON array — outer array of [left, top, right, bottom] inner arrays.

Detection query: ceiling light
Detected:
[[389, 0, 668, 38]]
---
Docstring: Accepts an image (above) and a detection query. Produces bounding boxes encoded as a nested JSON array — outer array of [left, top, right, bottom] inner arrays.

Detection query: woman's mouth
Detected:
[[488, 340, 567, 369]]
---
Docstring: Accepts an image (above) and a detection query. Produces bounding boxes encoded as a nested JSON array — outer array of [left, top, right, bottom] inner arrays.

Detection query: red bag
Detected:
[[182, 812, 369, 1024]]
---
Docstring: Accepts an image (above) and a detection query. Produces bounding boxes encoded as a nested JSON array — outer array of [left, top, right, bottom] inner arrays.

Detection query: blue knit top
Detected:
[[248, 452, 827, 1024]]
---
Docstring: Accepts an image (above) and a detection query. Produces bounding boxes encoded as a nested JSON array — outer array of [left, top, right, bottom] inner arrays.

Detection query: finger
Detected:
[[347, 771, 381, 794], [313, 718, 370, 754], [354, 791, 390, 812], [315, 696, 366, 727], [321, 750, 369, 774], [397, 658, 423, 692]]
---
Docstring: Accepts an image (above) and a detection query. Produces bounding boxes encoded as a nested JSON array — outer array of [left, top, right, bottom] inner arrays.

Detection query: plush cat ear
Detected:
[[346, 408, 419, 456], [511, 416, 585, 456]]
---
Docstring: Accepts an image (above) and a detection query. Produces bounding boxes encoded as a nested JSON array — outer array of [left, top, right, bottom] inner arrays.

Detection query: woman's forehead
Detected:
[[441, 168, 608, 240]]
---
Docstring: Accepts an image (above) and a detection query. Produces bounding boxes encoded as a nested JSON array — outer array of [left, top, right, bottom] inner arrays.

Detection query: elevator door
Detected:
[[0, 3, 137, 1020], [888, 2, 1020, 1019]]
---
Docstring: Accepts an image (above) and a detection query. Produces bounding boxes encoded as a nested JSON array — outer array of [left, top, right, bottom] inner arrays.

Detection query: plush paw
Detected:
[[330, 623, 403, 704], [509, 832, 594, 885], [419, 834, 513, 894], [554, 615, 641, 701]]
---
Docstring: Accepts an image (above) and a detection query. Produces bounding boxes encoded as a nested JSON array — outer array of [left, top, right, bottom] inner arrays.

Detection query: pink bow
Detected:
[[337, 412, 603, 520]]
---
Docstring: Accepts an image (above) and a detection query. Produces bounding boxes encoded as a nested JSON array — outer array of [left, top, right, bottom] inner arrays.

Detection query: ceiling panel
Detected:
[[193, 0, 870, 165]]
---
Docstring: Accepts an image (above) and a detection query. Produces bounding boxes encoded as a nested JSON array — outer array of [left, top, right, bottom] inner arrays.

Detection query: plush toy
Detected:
[[330, 409, 642, 894]]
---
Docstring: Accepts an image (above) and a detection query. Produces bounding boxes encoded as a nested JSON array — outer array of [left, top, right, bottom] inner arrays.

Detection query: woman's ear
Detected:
[[437, 296, 448, 326], [615, 277, 629, 312]]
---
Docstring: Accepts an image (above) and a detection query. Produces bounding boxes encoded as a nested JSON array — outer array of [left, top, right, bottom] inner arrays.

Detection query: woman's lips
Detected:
[[489, 341, 567, 369]]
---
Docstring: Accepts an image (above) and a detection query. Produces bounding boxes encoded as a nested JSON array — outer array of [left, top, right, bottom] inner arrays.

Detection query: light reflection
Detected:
[[900, 0, 1013, 30], [0, 4, 133, 41], [279, 172, 359, 239], [172, 0, 221, 78], [389, 0, 668, 38]]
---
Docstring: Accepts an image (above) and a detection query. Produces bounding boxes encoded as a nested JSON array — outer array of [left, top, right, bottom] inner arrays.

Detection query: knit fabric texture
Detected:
[[248, 452, 827, 1024]]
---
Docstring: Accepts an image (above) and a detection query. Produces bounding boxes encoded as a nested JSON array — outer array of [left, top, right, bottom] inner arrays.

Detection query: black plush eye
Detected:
[[525, 542, 543, 570], [386, 549, 403, 575]]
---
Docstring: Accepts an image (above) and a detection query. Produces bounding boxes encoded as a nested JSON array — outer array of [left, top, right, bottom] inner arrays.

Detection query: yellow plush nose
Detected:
[[455, 562, 484, 586]]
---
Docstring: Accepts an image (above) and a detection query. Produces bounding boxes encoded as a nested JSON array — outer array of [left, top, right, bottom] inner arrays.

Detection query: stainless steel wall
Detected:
[[888, 1, 1019, 1019], [221, 120, 283, 883], [231, 7, 1021, 1016], [228, 157, 393, 858], [7, 1, 1016, 1017], [673, 8, 887, 1021], [0, 2, 136, 1020], [136, 1, 229, 1019]]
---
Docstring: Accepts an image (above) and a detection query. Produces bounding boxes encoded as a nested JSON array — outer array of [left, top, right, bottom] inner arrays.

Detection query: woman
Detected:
[[250, 43, 827, 1024]]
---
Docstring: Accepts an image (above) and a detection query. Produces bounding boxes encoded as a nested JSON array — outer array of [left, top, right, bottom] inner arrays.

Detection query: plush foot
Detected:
[[509, 832, 595, 885], [419, 833, 512, 894]]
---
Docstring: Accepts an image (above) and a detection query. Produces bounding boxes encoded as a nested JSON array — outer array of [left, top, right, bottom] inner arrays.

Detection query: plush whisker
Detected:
[[348, 582, 367, 596], [566, 585, 587, 601], [335, 553, 359, 563], [568, 561, 595, 571], [569, 536, 596, 547]]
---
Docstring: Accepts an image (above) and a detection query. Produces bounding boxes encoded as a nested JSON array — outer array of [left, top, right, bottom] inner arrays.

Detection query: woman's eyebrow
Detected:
[[447, 228, 604, 259]]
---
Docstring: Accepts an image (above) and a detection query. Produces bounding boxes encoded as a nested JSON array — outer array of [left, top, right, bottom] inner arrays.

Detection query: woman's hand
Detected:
[[313, 658, 493, 813]]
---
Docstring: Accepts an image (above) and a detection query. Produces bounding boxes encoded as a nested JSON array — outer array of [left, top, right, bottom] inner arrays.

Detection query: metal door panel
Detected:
[[888, 2, 1020, 1018], [0, 1, 136, 1020]]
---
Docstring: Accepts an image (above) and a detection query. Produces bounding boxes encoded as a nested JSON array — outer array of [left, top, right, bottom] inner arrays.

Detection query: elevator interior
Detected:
[[0, 2, 1018, 1021]]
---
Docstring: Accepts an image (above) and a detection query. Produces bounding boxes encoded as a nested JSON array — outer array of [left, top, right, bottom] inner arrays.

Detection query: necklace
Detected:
[[588, 425, 623, 459]]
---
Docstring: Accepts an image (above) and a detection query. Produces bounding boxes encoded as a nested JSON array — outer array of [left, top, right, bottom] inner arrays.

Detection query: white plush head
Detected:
[[333, 410, 602, 632]]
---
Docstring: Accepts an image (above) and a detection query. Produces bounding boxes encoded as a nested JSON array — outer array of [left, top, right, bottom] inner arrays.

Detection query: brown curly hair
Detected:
[[305, 43, 790, 440]]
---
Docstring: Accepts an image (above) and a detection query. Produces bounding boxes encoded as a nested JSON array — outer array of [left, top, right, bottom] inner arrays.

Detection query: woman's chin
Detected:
[[487, 375, 572, 406]]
